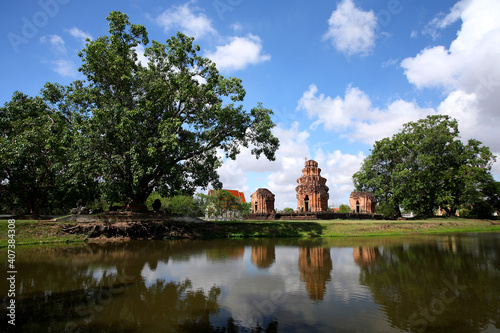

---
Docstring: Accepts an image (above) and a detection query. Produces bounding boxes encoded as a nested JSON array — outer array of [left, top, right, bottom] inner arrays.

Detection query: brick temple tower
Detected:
[[296, 160, 329, 212], [250, 188, 275, 214], [349, 191, 376, 214]]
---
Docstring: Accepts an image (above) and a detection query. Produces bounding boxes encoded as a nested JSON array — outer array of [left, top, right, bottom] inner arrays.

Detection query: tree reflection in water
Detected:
[[354, 234, 500, 333], [0, 241, 280, 332]]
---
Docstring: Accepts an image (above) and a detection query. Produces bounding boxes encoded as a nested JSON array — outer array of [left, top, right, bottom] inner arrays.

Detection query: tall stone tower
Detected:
[[296, 160, 329, 212]]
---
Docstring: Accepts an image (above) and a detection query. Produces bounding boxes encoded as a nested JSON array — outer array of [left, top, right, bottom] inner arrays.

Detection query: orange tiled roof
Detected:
[[208, 189, 246, 203]]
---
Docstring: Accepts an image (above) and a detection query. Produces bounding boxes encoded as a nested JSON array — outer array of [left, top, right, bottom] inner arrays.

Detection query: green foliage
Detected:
[[353, 115, 496, 218], [145, 191, 169, 211], [338, 204, 351, 214], [239, 202, 252, 217], [468, 201, 495, 219], [0, 88, 96, 216], [482, 178, 500, 212], [72, 11, 279, 204], [375, 202, 398, 218], [167, 195, 203, 217], [459, 208, 471, 218], [282, 207, 294, 214]]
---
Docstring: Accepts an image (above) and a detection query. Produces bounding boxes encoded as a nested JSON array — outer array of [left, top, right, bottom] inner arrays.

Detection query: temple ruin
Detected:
[[349, 191, 376, 214], [296, 160, 329, 212], [250, 188, 275, 214]]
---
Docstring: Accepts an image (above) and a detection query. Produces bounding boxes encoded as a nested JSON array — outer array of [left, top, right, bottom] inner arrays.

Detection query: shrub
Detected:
[[338, 204, 350, 214]]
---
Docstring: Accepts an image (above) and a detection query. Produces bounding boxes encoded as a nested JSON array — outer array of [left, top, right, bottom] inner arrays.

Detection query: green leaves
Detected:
[[72, 11, 279, 203], [353, 115, 496, 218]]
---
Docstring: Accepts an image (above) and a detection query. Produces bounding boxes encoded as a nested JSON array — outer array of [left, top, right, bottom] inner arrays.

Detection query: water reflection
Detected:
[[355, 234, 500, 333], [298, 247, 332, 301], [251, 245, 276, 269], [0, 235, 499, 332]]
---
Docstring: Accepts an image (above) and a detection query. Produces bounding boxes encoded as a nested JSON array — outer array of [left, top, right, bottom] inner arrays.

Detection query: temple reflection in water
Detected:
[[298, 246, 333, 301]]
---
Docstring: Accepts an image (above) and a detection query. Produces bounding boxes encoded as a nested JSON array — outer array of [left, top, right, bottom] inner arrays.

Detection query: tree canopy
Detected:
[[0, 87, 96, 215], [353, 115, 496, 217], [73, 11, 279, 204], [0, 11, 279, 214]]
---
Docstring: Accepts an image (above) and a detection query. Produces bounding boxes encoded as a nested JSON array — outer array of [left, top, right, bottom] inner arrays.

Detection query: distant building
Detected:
[[208, 189, 246, 203], [207, 189, 246, 219]]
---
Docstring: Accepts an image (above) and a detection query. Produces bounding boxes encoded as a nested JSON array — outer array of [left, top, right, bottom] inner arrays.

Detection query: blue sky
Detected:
[[1, 0, 499, 209]]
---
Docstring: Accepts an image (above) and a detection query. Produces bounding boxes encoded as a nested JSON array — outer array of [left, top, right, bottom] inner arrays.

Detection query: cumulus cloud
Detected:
[[423, 0, 472, 39], [297, 84, 435, 144], [40, 35, 79, 77], [51, 59, 78, 77], [402, 0, 500, 156], [155, 3, 216, 39], [323, 0, 377, 56], [206, 34, 271, 72], [67, 27, 93, 44]]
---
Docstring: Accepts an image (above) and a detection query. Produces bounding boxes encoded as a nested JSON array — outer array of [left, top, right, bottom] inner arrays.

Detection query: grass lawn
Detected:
[[0, 219, 87, 247], [0, 217, 498, 248], [218, 218, 500, 238]]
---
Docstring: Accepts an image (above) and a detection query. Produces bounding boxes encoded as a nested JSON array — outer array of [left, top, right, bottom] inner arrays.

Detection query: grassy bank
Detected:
[[0, 218, 499, 247]]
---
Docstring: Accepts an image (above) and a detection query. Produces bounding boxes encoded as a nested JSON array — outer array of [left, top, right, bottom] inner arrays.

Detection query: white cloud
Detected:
[[401, 46, 461, 90], [423, 0, 472, 39], [67, 27, 93, 44], [134, 45, 148, 67], [155, 3, 216, 39], [297, 84, 435, 144], [402, 0, 500, 158], [40, 34, 66, 55], [297, 84, 366, 131], [231, 22, 243, 32], [402, 0, 500, 94], [206, 34, 271, 72], [51, 59, 78, 77], [323, 0, 377, 56], [381, 58, 399, 68], [216, 121, 365, 209]]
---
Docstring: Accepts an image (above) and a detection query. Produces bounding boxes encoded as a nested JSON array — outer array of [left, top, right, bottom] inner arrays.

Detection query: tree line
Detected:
[[0, 11, 279, 216], [353, 115, 499, 218]]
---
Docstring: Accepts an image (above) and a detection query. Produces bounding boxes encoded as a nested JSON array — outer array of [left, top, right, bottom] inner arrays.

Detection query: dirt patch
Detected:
[[59, 221, 217, 241]]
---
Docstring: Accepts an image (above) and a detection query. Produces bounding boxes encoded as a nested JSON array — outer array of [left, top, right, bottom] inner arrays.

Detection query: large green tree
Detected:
[[353, 115, 496, 217], [72, 11, 279, 204], [0, 86, 95, 215]]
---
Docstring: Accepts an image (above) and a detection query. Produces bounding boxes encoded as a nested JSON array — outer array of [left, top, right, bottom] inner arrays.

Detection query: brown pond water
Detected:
[[1, 233, 500, 332]]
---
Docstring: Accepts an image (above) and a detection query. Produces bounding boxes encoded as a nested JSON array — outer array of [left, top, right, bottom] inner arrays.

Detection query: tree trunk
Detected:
[[27, 196, 43, 217]]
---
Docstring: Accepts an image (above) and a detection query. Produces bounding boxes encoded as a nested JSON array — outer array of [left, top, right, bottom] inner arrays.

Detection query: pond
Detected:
[[1, 233, 500, 332]]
